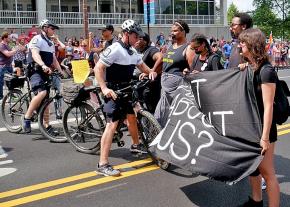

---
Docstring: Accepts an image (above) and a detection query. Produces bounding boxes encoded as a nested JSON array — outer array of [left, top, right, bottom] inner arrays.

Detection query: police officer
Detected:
[[94, 19, 157, 176], [22, 19, 63, 133]]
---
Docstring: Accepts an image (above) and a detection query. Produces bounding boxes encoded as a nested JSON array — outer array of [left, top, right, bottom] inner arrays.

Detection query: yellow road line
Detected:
[[0, 165, 159, 207], [277, 123, 290, 130], [0, 158, 153, 199], [278, 129, 290, 136]]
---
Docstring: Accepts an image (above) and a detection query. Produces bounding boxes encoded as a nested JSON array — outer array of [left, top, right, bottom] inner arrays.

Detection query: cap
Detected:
[[98, 24, 114, 32]]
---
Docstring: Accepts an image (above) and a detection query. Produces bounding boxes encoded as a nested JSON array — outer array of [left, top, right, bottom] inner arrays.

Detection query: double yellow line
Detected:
[[277, 123, 290, 136], [0, 159, 158, 207]]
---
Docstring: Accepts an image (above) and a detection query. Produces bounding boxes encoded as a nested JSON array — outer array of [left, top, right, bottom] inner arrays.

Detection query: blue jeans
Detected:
[[0, 66, 13, 99]]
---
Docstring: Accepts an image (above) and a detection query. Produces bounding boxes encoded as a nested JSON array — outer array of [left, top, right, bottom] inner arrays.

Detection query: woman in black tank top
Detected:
[[154, 20, 195, 127]]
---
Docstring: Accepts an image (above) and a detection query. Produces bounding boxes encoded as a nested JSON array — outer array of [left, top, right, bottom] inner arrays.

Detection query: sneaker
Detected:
[[46, 125, 59, 136], [22, 116, 31, 133], [261, 177, 267, 190], [130, 143, 148, 154], [96, 163, 121, 177], [239, 197, 263, 207]]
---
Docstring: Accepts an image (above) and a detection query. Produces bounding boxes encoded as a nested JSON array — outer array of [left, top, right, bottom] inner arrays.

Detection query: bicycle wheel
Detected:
[[137, 110, 171, 170], [1, 89, 28, 133], [38, 97, 68, 142], [63, 102, 105, 154]]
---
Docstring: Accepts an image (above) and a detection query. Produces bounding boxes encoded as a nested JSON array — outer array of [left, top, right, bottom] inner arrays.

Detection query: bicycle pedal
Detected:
[[117, 141, 125, 147]]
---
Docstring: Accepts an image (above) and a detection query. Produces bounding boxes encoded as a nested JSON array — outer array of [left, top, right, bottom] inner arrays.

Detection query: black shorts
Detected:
[[103, 97, 134, 123], [30, 72, 50, 95]]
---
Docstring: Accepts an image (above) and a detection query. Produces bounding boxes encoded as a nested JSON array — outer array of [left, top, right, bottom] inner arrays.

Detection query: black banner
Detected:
[[150, 68, 264, 184]]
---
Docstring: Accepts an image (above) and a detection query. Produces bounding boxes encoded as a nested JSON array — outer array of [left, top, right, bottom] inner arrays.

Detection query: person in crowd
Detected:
[[222, 41, 232, 69], [94, 19, 157, 176], [154, 20, 195, 127], [60, 52, 73, 77], [238, 28, 280, 207], [13, 38, 27, 75], [156, 32, 165, 46], [211, 42, 223, 65], [135, 32, 163, 113], [73, 40, 81, 60], [22, 19, 63, 134], [18, 31, 30, 44], [65, 39, 74, 54], [27, 25, 38, 41], [184, 33, 223, 73], [98, 24, 117, 48], [0, 32, 18, 101], [228, 12, 253, 69], [9, 28, 19, 43]]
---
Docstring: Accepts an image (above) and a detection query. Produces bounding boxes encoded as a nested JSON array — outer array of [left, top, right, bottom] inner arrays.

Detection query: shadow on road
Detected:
[[180, 154, 290, 207]]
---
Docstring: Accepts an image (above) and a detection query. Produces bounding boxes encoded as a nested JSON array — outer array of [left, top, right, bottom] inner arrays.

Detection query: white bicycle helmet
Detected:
[[121, 19, 144, 36], [39, 19, 59, 30]]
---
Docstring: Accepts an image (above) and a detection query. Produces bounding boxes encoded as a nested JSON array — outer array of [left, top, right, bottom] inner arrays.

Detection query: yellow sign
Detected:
[[71, 60, 90, 83]]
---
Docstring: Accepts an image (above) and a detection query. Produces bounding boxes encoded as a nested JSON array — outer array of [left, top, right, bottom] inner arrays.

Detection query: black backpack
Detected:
[[260, 64, 290, 125]]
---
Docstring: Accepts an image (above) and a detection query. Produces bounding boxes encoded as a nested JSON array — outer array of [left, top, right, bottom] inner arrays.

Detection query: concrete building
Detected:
[[0, 0, 230, 40]]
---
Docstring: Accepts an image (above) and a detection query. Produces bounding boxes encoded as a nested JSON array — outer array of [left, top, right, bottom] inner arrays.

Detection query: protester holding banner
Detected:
[[228, 13, 253, 69], [238, 28, 280, 207], [184, 33, 223, 73], [154, 20, 195, 127]]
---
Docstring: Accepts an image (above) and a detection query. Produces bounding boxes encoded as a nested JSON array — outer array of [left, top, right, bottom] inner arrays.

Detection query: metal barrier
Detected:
[[0, 11, 223, 26]]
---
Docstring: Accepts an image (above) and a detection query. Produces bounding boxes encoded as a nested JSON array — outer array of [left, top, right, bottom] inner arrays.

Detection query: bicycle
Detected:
[[0, 71, 68, 143], [62, 79, 170, 170]]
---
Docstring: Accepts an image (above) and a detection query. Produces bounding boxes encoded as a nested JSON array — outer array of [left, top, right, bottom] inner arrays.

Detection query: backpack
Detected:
[[261, 64, 290, 125]]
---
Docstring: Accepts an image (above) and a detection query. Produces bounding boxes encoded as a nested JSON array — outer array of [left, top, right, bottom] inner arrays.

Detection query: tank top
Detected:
[[163, 43, 189, 76]]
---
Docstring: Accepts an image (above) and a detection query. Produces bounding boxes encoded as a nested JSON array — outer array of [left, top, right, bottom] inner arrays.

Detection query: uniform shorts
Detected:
[[30, 72, 50, 95]]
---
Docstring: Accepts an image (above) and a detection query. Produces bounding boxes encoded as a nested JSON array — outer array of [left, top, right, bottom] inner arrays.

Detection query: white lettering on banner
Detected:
[[213, 111, 234, 136], [191, 131, 214, 164], [191, 78, 207, 107], [157, 119, 181, 151], [169, 122, 194, 160], [152, 80, 235, 165]]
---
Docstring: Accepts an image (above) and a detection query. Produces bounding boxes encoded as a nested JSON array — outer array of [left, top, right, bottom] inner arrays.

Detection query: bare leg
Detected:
[[126, 114, 139, 145], [25, 90, 47, 119]]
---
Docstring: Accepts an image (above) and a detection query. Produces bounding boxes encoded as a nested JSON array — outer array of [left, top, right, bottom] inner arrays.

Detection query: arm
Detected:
[[137, 62, 157, 80], [260, 82, 276, 155], [1, 47, 17, 57], [185, 45, 195, 68], [151, 52, 163, 74], [94, 61, 117, 100]]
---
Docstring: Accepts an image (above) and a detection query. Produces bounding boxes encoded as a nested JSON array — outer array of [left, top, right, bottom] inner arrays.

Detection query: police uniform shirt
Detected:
[[29, 34, 55, 67], [99, 42, 143, 83]]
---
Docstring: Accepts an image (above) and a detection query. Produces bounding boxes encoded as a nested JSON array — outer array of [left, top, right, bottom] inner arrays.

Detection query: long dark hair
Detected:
[[191, 33, 212, 56], [238, 28, 269, 68]]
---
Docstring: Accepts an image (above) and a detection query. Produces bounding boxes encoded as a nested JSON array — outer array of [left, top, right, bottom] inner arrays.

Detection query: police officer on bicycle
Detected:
[[94, 19, 157, 176], [22, 19, 63, 134]]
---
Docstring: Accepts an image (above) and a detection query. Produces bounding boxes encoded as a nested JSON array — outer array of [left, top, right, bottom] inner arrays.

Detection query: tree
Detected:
[[227, 3, 239, 24]]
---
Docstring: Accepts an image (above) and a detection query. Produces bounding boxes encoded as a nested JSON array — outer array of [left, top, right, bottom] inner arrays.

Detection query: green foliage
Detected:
[[227, 3, 239, 24], [252, 0, 290, 39]]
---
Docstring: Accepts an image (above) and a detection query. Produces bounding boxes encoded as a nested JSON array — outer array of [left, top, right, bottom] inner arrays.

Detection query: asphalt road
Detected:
[[0, 69, 290, 207]]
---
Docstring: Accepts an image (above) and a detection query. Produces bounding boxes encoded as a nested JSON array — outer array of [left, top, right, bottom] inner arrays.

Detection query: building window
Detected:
[[51, 5, 59, 12], [13, 4, 23, 11], [61, 6, 68, 12], [121, 8, 126, 13], [27, 4, 33, 11], [72, 6, 79, 12]]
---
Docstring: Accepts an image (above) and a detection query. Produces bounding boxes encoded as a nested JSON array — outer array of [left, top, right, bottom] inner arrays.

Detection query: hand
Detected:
[[238, 63, 248, 71], [89, 32, 93, 38], [139, 73, 148, 80], [42, 65, 52, 74], [148, 71, 157, 80], [102, 87, 117, 100], [260, 138, 270, 155]]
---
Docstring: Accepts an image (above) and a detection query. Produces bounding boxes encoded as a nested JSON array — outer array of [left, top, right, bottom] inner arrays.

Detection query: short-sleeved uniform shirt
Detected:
[[28, 34, 55, 92], [254, 62, 278, 143], [99, 41, 143, 122]]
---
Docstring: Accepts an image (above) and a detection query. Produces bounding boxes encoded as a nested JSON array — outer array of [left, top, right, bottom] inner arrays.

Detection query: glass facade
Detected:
[[0, 0, 214, 16]]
